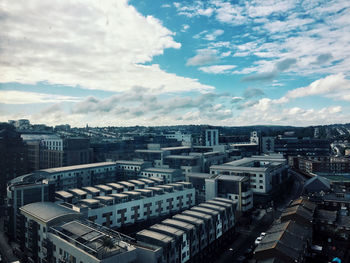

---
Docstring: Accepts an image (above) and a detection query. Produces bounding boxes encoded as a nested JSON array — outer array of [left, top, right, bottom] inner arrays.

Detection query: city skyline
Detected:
[[1, 0, 350, 127]]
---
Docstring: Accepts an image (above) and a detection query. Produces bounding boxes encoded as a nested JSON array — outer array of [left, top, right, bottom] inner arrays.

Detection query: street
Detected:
[[214, 169, 307, 263]]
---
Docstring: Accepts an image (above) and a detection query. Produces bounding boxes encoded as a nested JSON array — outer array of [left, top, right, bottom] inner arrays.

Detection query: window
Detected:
[[259, 186, 263, 189]]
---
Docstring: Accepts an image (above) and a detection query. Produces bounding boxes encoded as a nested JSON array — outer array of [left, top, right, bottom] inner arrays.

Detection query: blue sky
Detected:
[[1, 0, 350, 127]]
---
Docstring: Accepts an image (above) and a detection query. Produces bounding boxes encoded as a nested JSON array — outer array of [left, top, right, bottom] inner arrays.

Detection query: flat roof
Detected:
[[82, 186, 100, 193], [182, 210, 211, 220], [138, 178, 155, 184], [20, 202, 79, 224], [217, 175, 247, 182], [206, 200, 232, 208], [116, 160, 145, 165], [134, 189, 153, 194], [137, 230, 173, 244], [151, 224, 185, 237], [173, 214, 204, 226], [191, 206, 219, 216], [161, 146, 191, 151], [80, 199, 100, 205], [123, 191, 141, 196], [165, 155, 199, 160], [117, 181, 135, 187], [106, 183, 124, 189], [68, 188, 87, 196], [148, 177, 164, 183], [128, 180, 145, 185], [94, 184, 113, 191], [94, 196, 114, 202], [135, 149, 163, 153], [142, 167, 177, 173], [51, 220, 128, 259], [40, 162, 115, 173], [109, 193, 128, 199], [145, 187, 163, 192], [199, 203, 225, 212], [162, 219, 195, 231], [186, 173, 213, 179], [56, 190, 73, 199]]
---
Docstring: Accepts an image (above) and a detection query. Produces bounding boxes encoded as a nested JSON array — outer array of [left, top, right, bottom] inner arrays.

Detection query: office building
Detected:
[[210, 155, 289, 202]]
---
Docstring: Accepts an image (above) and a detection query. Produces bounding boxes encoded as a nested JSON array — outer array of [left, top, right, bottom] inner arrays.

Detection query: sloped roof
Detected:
[[304, 176, 331, 190]]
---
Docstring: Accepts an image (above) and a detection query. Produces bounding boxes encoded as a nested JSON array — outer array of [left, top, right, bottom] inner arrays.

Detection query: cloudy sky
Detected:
[[1, 0, 350, 127]]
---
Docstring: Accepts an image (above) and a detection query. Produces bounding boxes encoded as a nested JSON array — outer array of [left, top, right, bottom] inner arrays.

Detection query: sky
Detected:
[[1, 0, 350, 127]]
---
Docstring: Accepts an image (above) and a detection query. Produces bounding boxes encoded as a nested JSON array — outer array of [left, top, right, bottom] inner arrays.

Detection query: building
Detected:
[[274, 136, 331, 157], [56, 181, 195, 229], [210, 155, 289, 202], [163, 155, 202, 175], [135, 149, 166, 167], [115, 160, 152, 179], [186, 173, 212, 204], [135, 198, 236, 263], [5, 162, 117, 240], [304, 176, 331, 193], [163, 131, 192, 145], [22, 134, 94, 171], [0, 123, 28, 204], [289, 155, 350, 176], [205, 129, 219, 147], [253, 220, 312, 263], [19, 202, 137, 263], [186, 172, 252, 211], [5, 179, 56, 241], [261, 136, 275, 154], [140, 167, 184, 183], [205, 175, 253, 212]]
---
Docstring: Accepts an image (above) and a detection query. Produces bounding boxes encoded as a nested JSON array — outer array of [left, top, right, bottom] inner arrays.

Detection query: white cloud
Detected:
[[203, 29, 224, 41], [186, 50, 220, 66], [199, 65, 236, 74], [0, 90, 80, 104], [0, 0, 214, 93], [181, 24, 190, 32], [283, 73, 350, 101]]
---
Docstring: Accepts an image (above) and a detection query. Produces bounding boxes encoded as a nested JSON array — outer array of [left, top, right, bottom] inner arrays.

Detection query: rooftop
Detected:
[[137, 229, 173, 245], [165, 155, 199, 160], [56, 190, 73, 199], [20, 202, 80, 224], [40, 162, 115, 173], [142, 167, 177, 173], [150, 224, 185, 237], [186, 173, 214, 179], [51, 220, 133, 260], [161, 146, 191, 151], [115, 160, 146, 165]]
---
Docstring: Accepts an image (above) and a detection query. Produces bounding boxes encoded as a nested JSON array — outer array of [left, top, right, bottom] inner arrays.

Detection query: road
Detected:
[[214, 169, 308, 263]]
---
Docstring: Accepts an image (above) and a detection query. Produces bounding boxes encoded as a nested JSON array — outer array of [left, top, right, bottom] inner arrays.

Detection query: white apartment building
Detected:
[[20, 202, 137, 263], [57, 181, 195, 229]]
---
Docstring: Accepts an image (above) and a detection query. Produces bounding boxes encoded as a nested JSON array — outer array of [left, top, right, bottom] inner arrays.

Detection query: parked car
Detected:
[[255, 236, 263, 245]]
